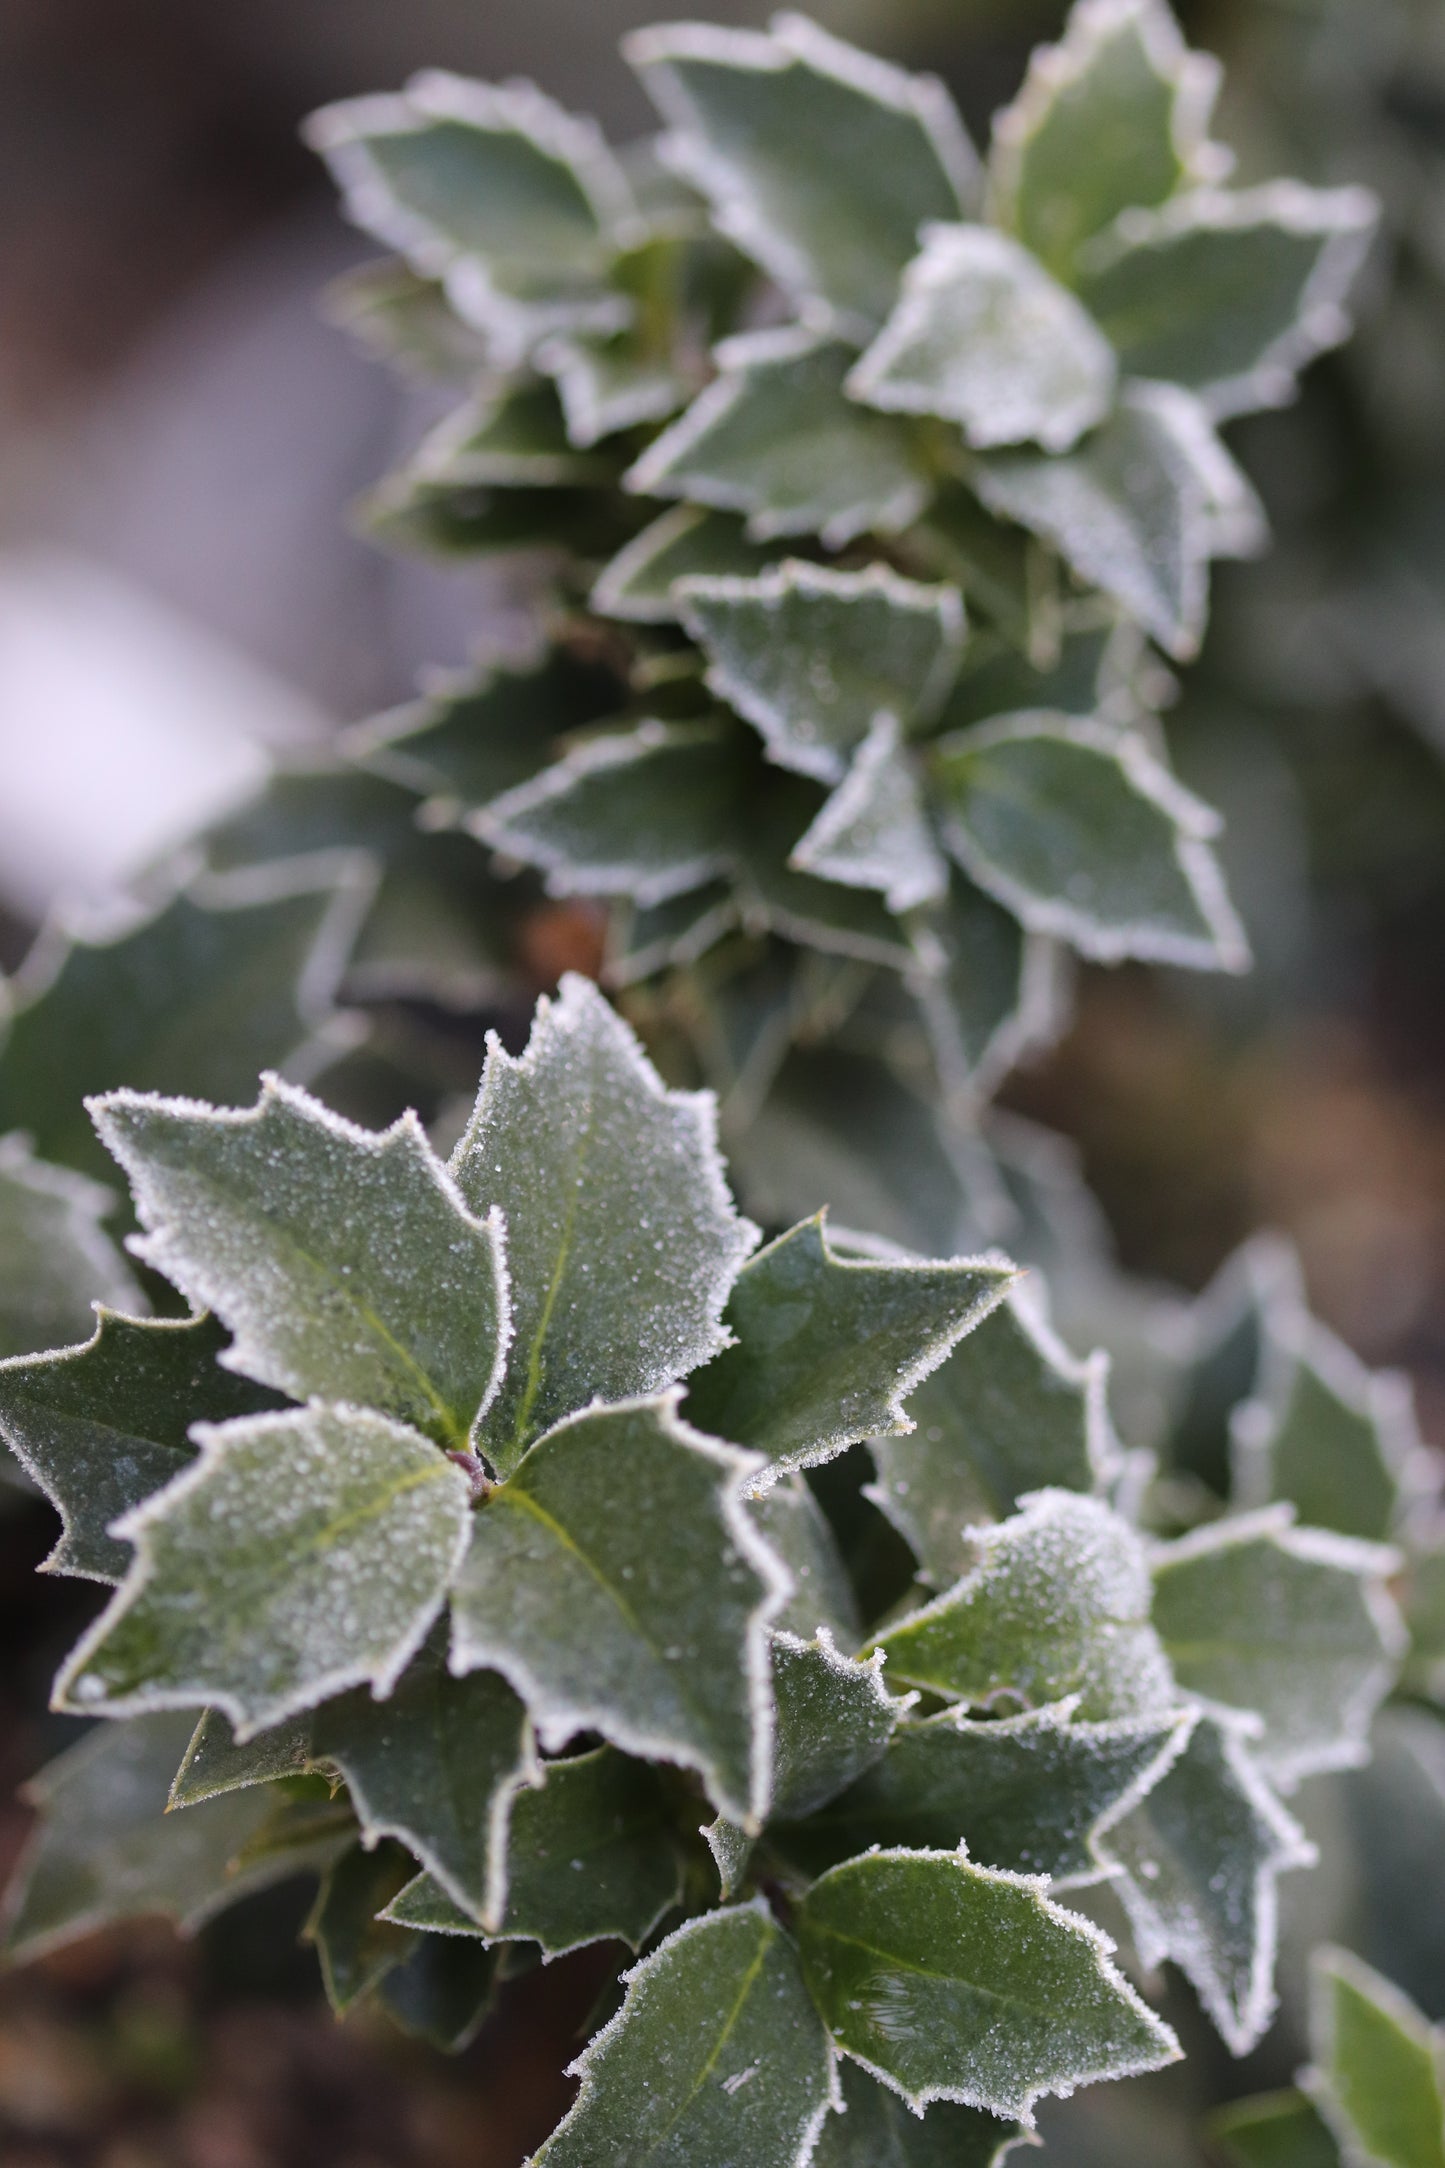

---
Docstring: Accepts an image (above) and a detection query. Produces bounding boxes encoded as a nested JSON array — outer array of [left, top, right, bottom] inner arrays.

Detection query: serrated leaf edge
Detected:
[[1301, 1943, 1445, 2168]]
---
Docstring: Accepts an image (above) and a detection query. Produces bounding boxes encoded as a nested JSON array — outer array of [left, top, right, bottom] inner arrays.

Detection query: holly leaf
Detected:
[[322, 257, 491, 379], [625, 327, 933, 548], [56, 1404, 472, 1738], [450, 1393, 788, 1828], [0, 1138, 140, 1361], [769, 1631, 899, 1820], [778, 1699, 1185, 1887], [745, 1474, 861, 1643], [703, 1814, 754, 1901], [677, 559, 965, 785], [538, 325, 691, 448], [1149, 1508, 1405, 1788], [170, 1708, 315, 1807], [1163, 1233, 1299, 1501], [534, 1901, 834, 2168], [1210, 2092, 1343, 2168], [1, 1712, 296, 1963], [789, 716, 950, 912], [933, 713, 1249, 971], [733, 773, 919, 967], [849, 222, 1116, 452], [1097, 1713, 1315, 2055], [814, 2059, 1027, 2167], [473, 720, 749, 909], [592, 504, 778, 623], [908, 874, 1065, 1102], [1304, 1948, 1445, 2168], [869, 1288, 1118, 1589], [989, 0, 1223, 280], [0, 859, 372, 1183], [1238, 1314, 1421, 1546], [405, 379, 612, 490], [685, 1212, 1012, 1485], [375, 1931, 499, 2052], [311, 1634, 535, 1926], [1075, 183, 1376, 419], [628, 15, 974, 334], [973, 385, 1225, 659], [344, 648, 622, 813], [448, 975, 758, 1469], [306, 72, 636, 365], [390, 1746, 680, 1956], [0, 1310, 285, 1584], [306, 1840, 419, 2013], [874, 1490, 1177, 1724], [90, 1076, 507, 1449], [796, 1847, 1179, 2120]]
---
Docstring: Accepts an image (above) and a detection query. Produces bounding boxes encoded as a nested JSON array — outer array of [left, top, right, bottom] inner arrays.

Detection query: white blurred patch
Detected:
[[0, 550, 326, 917]]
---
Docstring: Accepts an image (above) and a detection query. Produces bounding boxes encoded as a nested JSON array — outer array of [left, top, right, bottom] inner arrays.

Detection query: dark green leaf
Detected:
[[1209, 2090, 1342, 2168], [770, 1631, 898, 1820], [1304, 1948, 1445, 2168], [305, 1839, 418, 2013], [91, 1076, 507, 1449], [374, 1930, 499, 2052], [875, 1490, 1176, 1724], [0, 1139, 140, 1361], [0, 1310, 284, 1584], [796, 1847, 1179, 2119], [813, 2057, 1026, 2167], [56, 1404, 472, 1737], [450, 1393, 788, 1828], [592, 504, 777, 623], [790, 717, 949, 914], [686, 1212, 1012, 1482], [745, 1474, 861, 1643], [535, 1902, 833, 2166]]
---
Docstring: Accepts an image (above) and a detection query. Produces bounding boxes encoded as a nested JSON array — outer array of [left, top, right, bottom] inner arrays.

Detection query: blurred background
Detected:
[[0, 1, 1442, 2161]]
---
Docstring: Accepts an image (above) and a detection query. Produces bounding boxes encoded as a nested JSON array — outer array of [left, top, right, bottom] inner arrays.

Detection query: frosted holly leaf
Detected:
[[869, 1287, 1118, 1589], [909, 490, 1036, 647], [322, 257, 492, 380], [988, 0, 1224, 281], [56, 1404, 472, 1738], [0, 1310, 284, 1585], [908, 874, 1066, 1106], [0, 1138, 140, 1362], [624, 327, 933, 548], [703, 1814, 754, 1901], [389, 1746, 681, 1956], [344, 648, 622, 815], [778, 1699, 1186, 1888], [1403, 1551, 1445, 1708], [1075, 183, 1377, 419], [1150, 1508, 1406, 1788], [1209, 2092, 1342, 2168], [796, 1848, 1178, 2120], [406, 380, 613, 488], [685, 1212, 1013, 1485], [90, 1077, 508, 1448], [628, 15, 974, 335], [473, 720, 748, 911], [592, 503, 778, 622], [0, 858, 372, 1183], [1, 1712, 294, 1964], [790, 716, 949, 913], [375, 1931, 499, 2053], [306, 73, 637, 366], [1238, 1313, 1423, 1546], [875, 1490, 1177, 1724], [1305, 1952, 1445, 2168], [937, 624, 1117, 733], [678, 559, 965, 785], [535, 1901, 832, 2167], [450, 1393, 788, 1828], [170, 1709, 316, 1808], [538, 325, 691, 448], [973, 384, 1225, 659], [310, 1633, 535, 1926], [814, 2061, 1026, 2168], [1097, 1712, 1315, 2056], [769, 1632, 899, 1820], [1163, 1233, 1300, 1501], [849, 223, 1116, 452], [745, 1475, 861, 1643], [933, 713, 1249, 971], [360, 469, 623, 562], [306, 1840, 418, 2014], [607, 884, 741, 988], [733, 776, 918, 969], [449, 976, 758, 1467]]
